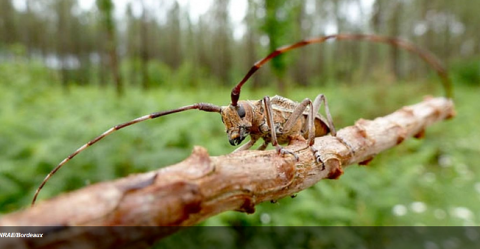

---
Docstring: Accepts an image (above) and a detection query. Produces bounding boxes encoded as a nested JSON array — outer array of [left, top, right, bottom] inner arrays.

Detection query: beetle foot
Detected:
[[310, 147, 325, 170], [275, 145, 299, 161]]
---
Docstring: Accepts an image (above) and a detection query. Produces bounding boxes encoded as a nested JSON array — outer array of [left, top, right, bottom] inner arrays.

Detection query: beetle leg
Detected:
[[280, 98, 321, 164], [257, 141, 268, 150], [263, 96, 299, 161], [233, 138, 258, 152], [281, 94, 336, 166], [310, 94, 336, 138], [307, 94, 336, 166], [282, 98, 312, 133]]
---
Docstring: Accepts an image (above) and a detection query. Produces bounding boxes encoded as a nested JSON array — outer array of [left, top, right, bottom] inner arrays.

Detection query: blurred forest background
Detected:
[[1, 0, 480, 244], [1, 0, 479, 90]]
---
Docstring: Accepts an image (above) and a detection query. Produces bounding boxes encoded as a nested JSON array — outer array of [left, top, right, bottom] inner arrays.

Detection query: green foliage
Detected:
[[96, 0, 115, 30], [0, 62, 479, 231], [452, 58, 480, 86], [262, 1, 302, 78], [146, 60, 172, 87]]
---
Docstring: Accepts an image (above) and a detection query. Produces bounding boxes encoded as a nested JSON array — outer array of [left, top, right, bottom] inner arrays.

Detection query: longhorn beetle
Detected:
[[32, 34, 452, 206]]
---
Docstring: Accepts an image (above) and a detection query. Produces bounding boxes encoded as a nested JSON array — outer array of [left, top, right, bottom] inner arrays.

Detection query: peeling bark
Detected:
[[0, 97, 455, 249]]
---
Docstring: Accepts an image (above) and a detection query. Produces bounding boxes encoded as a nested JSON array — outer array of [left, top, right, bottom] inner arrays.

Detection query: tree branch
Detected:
[[0, 97, 455, 249]]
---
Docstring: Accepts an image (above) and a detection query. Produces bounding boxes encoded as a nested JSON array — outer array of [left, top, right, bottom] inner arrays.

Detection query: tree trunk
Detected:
[[107, 29, 123, 96], [389, 1, 403, 80], [97, 0, 123, 96], [140, 0, 149, 89]]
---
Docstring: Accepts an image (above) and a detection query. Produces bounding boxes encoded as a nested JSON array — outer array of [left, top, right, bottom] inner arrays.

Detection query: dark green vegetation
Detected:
[[1, 61, 479, 228]]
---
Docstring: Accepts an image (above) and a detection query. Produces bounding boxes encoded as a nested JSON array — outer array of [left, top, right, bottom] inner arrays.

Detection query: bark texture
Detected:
[[0, 97, 455, 249]]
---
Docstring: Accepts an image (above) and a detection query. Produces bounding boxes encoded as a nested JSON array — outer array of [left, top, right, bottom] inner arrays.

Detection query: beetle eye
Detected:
[[236, 105, 246, 118]]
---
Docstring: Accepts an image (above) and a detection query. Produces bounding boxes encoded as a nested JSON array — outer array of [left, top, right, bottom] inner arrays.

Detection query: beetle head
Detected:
[[220, 102, 252, 146]]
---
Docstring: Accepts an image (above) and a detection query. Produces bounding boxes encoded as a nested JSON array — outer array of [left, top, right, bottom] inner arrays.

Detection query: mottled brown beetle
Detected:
[[32, 34, 452, 206]]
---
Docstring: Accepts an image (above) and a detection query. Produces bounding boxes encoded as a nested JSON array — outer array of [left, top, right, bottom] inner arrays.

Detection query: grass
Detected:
[[0, 61, 479, 228]]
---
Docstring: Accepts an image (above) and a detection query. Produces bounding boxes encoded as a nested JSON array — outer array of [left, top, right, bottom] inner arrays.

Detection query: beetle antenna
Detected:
[[32, 103, 221, 206], [231, 34, 452, 106]]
